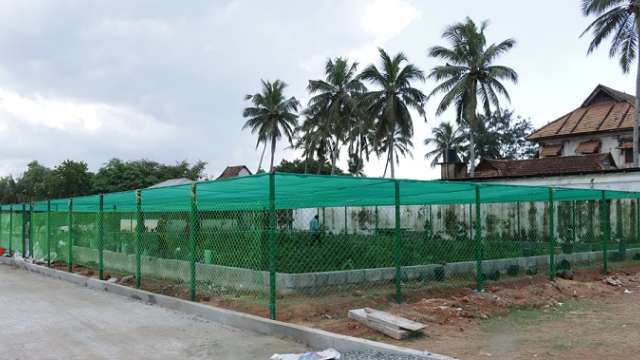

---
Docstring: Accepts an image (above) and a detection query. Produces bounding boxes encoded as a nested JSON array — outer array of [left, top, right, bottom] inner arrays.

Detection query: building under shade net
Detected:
[[1, 172, 639, 320]]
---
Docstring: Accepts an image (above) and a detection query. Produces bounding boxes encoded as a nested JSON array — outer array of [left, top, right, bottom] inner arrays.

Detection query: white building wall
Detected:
[[540, 131, 631, 168]]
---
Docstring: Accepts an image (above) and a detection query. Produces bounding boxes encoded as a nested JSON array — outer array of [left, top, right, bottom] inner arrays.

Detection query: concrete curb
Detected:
[[0, 256, 453, 360]]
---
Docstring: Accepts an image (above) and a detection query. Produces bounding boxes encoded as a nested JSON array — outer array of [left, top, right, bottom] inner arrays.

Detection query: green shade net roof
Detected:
[[3, 172, 640, 213]]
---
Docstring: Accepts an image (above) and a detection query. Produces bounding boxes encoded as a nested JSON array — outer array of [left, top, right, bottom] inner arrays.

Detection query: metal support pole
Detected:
[[474, 185, 483, 292], [21, 203, 26, 256], [634, 199, 640, 244], [548, 188, 555, 280], [0, 206, 3, 254], [393, 180, 402, 304], [98, 194, 104, 280], [67, 199, 73, 272], [516, 201, 521, 241], [135, 190, 143, 289], [601, 191, 610, 274], [46, 200, 51, 267], [28, 203, 33, 257], [268, 173, 277, 320], [572, 201, 577, 247], [8, 206, 13, 255], [189, 183, 198, 301]]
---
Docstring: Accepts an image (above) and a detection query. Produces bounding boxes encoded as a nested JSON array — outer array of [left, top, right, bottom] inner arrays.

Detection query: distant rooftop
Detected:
[[527, 84, 635, 141], [217, 165, 252, 180], [148, 178, 194, 188]]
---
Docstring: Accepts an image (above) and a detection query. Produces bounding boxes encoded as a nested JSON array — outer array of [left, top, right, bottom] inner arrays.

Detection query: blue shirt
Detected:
[[309, 217, 320, 233]]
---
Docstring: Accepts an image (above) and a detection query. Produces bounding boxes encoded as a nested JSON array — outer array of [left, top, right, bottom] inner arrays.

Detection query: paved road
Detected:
[[0, 265, 308, 360]]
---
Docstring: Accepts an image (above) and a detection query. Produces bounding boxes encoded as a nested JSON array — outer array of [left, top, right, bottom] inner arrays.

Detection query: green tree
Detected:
[[305, 57, 367, 175], [466, 110, 536, 161], [46, 160, 93, 198], [0, 176, 19, 204], [360, 48, 426, 178], [428, 18, 518, 176], [16, 161, 51, 201], [243, 80, 300, 173], [581, 0, 640, 166], [274, 158, 344, 175], [424, 122, 465, 167], [92, 159, 206, 193]]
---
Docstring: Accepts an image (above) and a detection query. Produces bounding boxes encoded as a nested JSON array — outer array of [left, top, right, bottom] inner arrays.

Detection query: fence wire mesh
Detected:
[[2, 173, 640, 321]]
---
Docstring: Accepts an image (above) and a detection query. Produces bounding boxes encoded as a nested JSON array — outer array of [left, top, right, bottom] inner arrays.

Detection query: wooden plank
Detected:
[[364, 308, 425, 332], [348, 309, 409, 340]]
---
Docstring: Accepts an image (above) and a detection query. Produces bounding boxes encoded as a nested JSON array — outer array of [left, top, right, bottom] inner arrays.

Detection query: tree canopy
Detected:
[[0, 158, 207, 203]]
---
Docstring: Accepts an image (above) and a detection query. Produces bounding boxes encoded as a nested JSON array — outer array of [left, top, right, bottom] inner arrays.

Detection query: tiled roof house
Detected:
[[470, 85, 637, 179]]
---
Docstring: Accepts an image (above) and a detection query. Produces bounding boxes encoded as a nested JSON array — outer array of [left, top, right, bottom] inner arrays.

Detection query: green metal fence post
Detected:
[[8, 205, 13, 255], [0, 205, 2, 253], [516, 201, 521, 240], [98, 194, 104, 280], [28, 203, 33, 257], [46, 200, 51, 267], [135, 190, 143, 289], [67, 198, 73, 272], [601, 191, 610, 274], [571, 200, 577, 247], [189, 183, 198, 302], [636, 198, 639, 245], [21, 203, 26, 256], [548, 188, 555, 280], [474, 185, 483, 292], [394, 180, 402, 304], [268, 172, 277, 320]]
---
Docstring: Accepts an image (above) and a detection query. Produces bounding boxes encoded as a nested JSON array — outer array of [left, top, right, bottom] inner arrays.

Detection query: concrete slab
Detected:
[[0, 263, 308, 360], [0, 257, 453, 360]]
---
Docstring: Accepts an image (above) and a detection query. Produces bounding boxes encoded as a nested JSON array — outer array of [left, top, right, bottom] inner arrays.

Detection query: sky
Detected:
[[0, 0, 635, 180]]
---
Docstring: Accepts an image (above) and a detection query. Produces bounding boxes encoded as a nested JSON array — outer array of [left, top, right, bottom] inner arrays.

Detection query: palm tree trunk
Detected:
[[257, 141, 267, 173], [330, 138, 339, 175], [468, 126, 476, 177], [466, 84, 478, 177], [304, 153, 309, 174], [634, 44, 640, 168], [389, 134, 396, 179], [269, 135, 277, 173]]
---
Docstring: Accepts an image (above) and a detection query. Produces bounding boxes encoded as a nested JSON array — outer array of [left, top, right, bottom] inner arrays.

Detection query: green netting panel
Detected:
[[195, 207, 268, 315], [71, 211, 99, 273], [0, 209, 9, 250], [31, 212, 48, 260], [10, 211, 24, 255], [48, 211, 69, 265]]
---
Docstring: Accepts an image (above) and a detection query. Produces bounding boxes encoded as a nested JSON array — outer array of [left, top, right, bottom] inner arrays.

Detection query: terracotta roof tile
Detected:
[[217, 165, 252, 179], [474, 153, 617, 178], [528, 85, 635, 141]]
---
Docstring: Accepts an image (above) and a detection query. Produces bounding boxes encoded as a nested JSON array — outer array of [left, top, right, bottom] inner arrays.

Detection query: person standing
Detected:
[[309, 214, 321, 245]]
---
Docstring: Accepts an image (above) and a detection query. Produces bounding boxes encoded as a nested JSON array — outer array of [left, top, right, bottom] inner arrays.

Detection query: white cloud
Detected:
[[349, 0, 420, 65], [0, 88, 173, 136]]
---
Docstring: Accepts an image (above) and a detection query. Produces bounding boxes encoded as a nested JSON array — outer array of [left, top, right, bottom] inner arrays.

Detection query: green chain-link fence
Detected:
[[1, 173, 640, 320]]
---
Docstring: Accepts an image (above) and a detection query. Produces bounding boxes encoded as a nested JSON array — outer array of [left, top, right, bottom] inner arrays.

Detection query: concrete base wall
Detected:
[[71, 245, 640, 296]]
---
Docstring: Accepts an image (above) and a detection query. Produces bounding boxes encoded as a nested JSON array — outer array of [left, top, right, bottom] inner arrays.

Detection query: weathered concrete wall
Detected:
[[72, 245, 640, 296]]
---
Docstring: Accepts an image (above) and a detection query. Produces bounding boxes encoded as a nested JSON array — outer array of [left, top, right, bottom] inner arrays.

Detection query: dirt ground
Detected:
[[47, 260, 640, 359]]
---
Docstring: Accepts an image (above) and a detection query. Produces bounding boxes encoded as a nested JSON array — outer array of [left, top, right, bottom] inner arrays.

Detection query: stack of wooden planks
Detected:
[[348, 308, 425, 340]]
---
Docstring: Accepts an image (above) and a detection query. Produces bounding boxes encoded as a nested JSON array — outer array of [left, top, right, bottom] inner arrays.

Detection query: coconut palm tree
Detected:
[[306, 57, 367, 175], [379, 128, 414, 178], [424, 122, 465, 168], [360, 48, 426, 178], [428, 18, 518, 177], [242, 80, 300, 173], [582, 0, 640, 167]]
